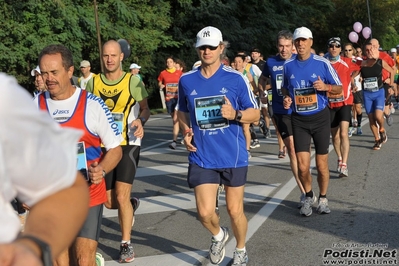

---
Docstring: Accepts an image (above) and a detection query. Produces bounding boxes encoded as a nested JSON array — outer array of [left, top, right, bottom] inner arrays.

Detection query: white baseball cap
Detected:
[[195, 26, 223, 48], [390, 48, 397, 53], [293, 27, 313, 40], [80, 60, 90, 68], [30, 65, 41, 76], [192, 60, 202, 70], [129, 63, 141, 69]]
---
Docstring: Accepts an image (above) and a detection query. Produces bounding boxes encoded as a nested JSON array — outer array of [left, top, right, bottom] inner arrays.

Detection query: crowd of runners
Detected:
[[2, 24, 399, 266]]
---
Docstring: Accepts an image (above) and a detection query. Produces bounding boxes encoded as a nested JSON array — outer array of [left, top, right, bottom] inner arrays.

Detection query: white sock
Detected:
[[213, 227, 224, 241], [121, 240, 130, 244], [236, 247, 246, 253]]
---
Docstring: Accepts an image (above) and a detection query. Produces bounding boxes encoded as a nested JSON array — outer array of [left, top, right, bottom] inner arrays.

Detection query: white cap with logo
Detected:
[[129, 63, 141, 69], [293, 27, 313, 40], [195, 26, 223, 48], [30, 65, 41, 76]]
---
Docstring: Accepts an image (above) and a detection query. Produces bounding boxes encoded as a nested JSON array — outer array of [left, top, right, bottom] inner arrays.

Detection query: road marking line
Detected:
[[104, 118, 370, 265]]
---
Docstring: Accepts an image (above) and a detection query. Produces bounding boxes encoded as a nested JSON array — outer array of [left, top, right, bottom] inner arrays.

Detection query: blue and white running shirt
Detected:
[[178, 64, 258, 169], [262, 54, 296, 115], [282, 54, 341, 116]]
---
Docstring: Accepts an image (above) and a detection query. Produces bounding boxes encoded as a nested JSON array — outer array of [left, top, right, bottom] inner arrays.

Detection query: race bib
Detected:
[[111, 112, 124, 134], [327, 86, 344, 103], [276, 74, 283, 96], [363, 77, 379, 92], [294, 87, 318, 112], [77, 142, 89, 182], [194, 95, 228, 130], [166, 83, 178, 100]]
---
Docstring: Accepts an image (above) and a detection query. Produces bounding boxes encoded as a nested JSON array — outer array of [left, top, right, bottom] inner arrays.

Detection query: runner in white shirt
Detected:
[[35, 44, 123, 266], [0, 73, 89, 265]]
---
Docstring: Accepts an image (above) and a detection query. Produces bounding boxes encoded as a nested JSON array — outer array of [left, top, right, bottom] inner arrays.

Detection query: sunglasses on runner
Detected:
[[198, 45, 219, 51], [329, 44, 341, 49], [344, 49, 352, 52]]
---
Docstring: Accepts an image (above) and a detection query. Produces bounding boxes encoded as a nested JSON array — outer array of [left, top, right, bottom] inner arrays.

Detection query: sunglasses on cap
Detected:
[[329, 44, 341, 48], [198, 45, 219, 51]]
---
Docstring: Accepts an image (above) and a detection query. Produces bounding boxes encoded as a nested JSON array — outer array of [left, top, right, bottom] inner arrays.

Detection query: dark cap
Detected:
[[251, 48, 261, 53], [327, 37, 341, 47]]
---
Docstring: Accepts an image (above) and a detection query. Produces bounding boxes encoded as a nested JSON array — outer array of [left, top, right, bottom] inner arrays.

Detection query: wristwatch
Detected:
[[17, 235, 52, 266], [235, 110, 243, 122], [138, 117, 146, 126]]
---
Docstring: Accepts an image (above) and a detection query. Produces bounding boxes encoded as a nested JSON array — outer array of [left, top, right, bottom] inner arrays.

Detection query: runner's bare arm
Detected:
[[8, 172, 89, 262]]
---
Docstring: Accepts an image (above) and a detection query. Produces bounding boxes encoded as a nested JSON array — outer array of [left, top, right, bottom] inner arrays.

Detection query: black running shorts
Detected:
[[187, 164, 248, 188], [330, 105, 352, 128], [273, 113, 293, 140], [353, 91, 363, 105], [291, 108, 331, 155], [103, 145, 140, 190], [77, 204, 103, 241]]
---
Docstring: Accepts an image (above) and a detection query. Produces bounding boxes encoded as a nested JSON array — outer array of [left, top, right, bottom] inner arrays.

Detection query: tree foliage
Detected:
[[1, 0, 399, 107]]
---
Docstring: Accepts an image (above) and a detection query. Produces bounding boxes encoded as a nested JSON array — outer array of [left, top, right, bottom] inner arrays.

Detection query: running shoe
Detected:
[[232, 250, 249, 266], [339, 164, 348, 177], [278, 150, 285, 158], [297, 193, 306, 209], [299, 194, 317, 217], [131, 197, 140, 213], [372, 140, 381, 150], [169, 141, 177, 150], [259, 119, 266, 135], [266, 128, 272, 138], [337, 159, 342, 173], [119, 243, 135, 263], [247, 150, 251, 160], [95, 252, 105, 266], [209, 227, 229, 264], [390, 103, 395, 114], [380, 131, 388, 143], [130, 197, 140, 226], [385, 114, 393, 126], [250, 139, 260, 149], [348, 127, 353, 137], [357, 127, 363, 135], [316, 198, 331, 214]]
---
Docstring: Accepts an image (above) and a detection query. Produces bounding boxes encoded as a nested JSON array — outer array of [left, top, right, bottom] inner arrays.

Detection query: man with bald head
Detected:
[[86, 40, 150, 263], [370, 38, 396, 126]]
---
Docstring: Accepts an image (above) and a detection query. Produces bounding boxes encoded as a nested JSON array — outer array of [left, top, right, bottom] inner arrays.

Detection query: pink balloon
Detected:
[[348, 31, 359, 43], [362, 27, 371, 39], [353, 22, 363, 33]]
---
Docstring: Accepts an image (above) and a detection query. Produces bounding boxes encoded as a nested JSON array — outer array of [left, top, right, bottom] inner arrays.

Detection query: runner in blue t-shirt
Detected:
[[282, 27, 342, 217], [259, 30, 305, 208], [177, 26, 259, 266]]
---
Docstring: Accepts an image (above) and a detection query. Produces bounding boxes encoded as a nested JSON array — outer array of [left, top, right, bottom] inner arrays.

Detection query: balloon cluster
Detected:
[[348, 22, 371, 43]]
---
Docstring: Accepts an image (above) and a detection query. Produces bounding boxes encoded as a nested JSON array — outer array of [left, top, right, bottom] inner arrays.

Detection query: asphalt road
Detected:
[[98, 109, 399, 266]]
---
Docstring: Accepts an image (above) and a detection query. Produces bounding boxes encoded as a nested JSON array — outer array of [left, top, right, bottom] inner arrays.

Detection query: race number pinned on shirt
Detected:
[[111, 113, 124, 134], [165, 83, 178, 100], [327, 86, 344, 103], [77, 142, 89, 182], [195, 95, 228, 130], [294, 87, 318, 112], [276, 74, 283, 96], [363, 77, 379, 92]]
